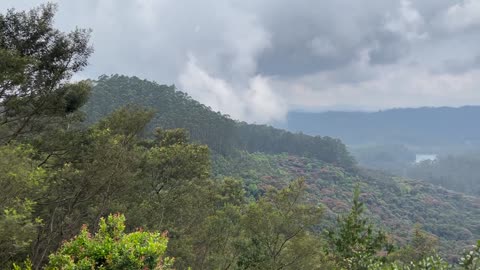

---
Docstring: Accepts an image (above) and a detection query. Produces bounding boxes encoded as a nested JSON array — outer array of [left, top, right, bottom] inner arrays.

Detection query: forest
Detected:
[[1, 4, 480, 270]]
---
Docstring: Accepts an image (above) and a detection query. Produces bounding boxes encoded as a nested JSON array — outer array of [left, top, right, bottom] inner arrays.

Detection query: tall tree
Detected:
[[0, 3, 92, 144], [325, 186, 388, 270], [237, 179, 324, 270]]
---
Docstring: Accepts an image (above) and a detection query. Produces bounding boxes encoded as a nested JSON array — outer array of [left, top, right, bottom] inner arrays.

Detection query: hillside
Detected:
[[213, 152, 480, 261], [82, 75, 480, 260], [286, 107, 480, 150], [84, 75, 355, 168]]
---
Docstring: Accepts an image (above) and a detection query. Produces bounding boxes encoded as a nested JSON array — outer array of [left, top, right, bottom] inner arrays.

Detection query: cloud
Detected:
[[384, 0, 428, 41], [280, 64, 480, 111], [309, 37, 338, 57], [3, 0, 480, 123], [444, 0, 480, 31], [179, 54, 286, 123]]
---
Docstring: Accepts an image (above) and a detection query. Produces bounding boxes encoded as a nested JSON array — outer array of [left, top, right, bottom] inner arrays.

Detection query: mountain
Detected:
[[286, 107, 480, 150], [82, 75, 480, 260], [84, 75, 355, 168]]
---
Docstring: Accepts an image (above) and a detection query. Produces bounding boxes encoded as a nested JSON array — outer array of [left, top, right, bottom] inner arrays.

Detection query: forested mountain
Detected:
[[286, 107, 480, 149], [83, 75, 355, 169], [2, 4, 480, 270], [81, 75, 480, 262]]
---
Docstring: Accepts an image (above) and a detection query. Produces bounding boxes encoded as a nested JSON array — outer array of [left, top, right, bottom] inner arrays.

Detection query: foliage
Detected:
[[237, 179, 324, 270], [407, 153, 480, 196], [82, 75, 355, 168], [0, 144, 44, 265], [460, 240, 480, 270], [45, 213, 172, 270], [213, 152, 480, 261], [325, 186, 388, 270], [0, 3, 92, 144], [390, 226, 439, 264], [351, 144, 416, 174], [367, 254, 451, 270]]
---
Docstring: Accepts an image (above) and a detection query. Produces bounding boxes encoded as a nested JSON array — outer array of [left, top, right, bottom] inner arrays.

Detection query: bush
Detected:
[[45, 213, 172, 270]]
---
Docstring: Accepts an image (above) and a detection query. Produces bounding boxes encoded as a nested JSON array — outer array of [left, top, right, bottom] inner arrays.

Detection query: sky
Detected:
[[2, 0, 480, 123]]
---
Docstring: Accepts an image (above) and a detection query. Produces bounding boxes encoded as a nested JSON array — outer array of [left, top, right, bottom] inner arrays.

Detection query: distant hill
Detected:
[[286, 107, 480, 149]]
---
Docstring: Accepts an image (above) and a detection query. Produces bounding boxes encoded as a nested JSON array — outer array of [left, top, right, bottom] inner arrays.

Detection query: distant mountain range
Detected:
[[285, 106, 480, 150]]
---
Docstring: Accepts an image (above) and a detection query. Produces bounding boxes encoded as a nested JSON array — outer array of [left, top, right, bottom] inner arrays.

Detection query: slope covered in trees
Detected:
[[80, 76, 480, 263], [83, 75, 355, 169], [213, 152, 480, 261], [406, 152, 480, 196]]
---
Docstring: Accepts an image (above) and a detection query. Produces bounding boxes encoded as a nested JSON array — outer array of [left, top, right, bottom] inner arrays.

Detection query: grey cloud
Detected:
[[3, 0, 480, 123], [439, 56, 480, 75], [368, 31, 408, 65]]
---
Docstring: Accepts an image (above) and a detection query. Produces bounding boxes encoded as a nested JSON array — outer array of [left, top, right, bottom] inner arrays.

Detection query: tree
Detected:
[[367, 255, 450, 270], [45, 213, 172, 270], [237, 179, 324, 270], [0, 144, 45, 266], [460, 240, 480, 270], [325, 186, 387, 270], [390, 225, 438, 264], [30, 106, 152, 267], [0, 3, 92, 144]]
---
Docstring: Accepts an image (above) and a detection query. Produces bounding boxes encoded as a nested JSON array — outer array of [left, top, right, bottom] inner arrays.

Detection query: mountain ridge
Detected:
[[286, 106, 480, 150]]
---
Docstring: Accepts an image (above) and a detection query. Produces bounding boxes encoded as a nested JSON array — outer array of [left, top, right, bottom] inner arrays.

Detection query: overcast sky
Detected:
[[2, 0, 480, 123]]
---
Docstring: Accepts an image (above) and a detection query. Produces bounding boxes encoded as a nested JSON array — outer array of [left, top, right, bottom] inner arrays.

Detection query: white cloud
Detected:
[[385, 0, 428, 41], [281, 63, 480, 110], [444, 0, 480, 31], [179, 55, 286, 123]]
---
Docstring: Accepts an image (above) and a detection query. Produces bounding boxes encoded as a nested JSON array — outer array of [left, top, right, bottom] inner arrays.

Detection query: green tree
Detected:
[[0, 3, 92, 144], [460, 240, 480, 270], [0, 144, 45, 265], [188, 178, 247, 270], [367, 254, 450, 270], [31, 106, 152, 267], [45, 213, 172, 270], [390, 225, 438, 264], [237, 179, 324, 270], [325, 186, 387, 270]]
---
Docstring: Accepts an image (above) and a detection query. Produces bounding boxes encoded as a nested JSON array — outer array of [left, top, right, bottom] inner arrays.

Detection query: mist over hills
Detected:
[[284, 107, 480, 198], [285, 106, 480, 151]]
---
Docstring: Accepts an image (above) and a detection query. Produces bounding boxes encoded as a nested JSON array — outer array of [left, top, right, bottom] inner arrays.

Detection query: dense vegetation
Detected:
[[406, 153, 480, 196], [1, 4, 480, 270], [347, 145, 480, 197], [350, 144, 416, 175], [213, 152, 480, 260], [84, 75, 355, 169]]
